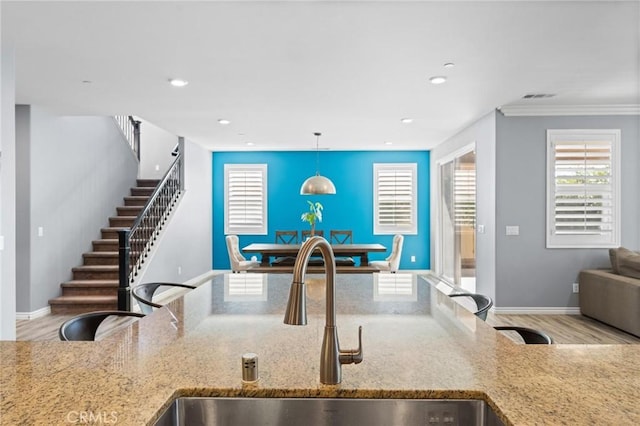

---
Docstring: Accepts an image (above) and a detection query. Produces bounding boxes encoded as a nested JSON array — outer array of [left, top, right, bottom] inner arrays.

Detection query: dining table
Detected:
[[241, 242, 387, 267]]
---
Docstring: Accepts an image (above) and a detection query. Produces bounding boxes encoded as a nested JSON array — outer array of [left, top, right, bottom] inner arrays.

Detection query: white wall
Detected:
[[136, 138, 212, 285], [137, 117, 179, 179], [494, 113, 639, 309], [430, 111, 497, 302], [15, 106, 139, 312], [1, 45, 17, 340]]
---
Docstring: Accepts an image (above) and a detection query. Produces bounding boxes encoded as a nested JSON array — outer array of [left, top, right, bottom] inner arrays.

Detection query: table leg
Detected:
[[361, 253, 369, 266], [260, 254, 271, 267]]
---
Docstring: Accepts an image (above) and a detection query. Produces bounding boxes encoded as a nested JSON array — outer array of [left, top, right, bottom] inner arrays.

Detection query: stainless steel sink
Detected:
[[154, 397, 505, 426]]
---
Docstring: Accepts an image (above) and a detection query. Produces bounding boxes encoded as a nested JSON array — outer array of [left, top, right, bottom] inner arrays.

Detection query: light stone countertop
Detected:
[[1, 273, 639, 425]]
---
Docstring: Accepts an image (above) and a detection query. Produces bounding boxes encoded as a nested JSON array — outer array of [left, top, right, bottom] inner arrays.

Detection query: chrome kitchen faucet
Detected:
[[284, 236, 363, 385]]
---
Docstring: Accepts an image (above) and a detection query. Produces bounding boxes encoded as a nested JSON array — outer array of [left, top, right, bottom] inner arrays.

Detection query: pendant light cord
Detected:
[[315, 132, 321, 176]]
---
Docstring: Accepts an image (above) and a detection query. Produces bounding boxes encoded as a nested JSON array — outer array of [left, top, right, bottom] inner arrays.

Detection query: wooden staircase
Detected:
[[48, 179, 159, 314]]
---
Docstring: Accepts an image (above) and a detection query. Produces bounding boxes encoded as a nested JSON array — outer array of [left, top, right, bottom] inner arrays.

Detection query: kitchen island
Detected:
[[1, 273, 639, 425]]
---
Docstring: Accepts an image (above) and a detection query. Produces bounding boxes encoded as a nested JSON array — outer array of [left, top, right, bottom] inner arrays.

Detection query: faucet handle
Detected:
[[339, 326, 363, 365]]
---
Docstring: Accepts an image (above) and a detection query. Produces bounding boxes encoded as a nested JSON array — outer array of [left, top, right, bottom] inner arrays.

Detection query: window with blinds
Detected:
[[224, 164, 267, 235], [546, 129, 620, 248], [454, 166, 476, 229], [373, 163, 417, 235]]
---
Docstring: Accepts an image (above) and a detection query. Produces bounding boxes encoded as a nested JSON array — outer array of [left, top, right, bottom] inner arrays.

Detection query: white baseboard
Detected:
[[493, 307, 581, 315], [16, 306, 51, 320]]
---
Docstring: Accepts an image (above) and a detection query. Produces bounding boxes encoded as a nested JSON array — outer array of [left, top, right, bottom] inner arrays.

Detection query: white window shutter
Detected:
[[224, 164, 268, 235], [374, 163, 417, 235], [546, 130, 620, 248]]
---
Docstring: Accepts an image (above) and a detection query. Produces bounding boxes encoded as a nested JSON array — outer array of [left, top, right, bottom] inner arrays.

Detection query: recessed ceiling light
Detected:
[[218, 119, 231, 125], [429, 76, 447, 85], [385, 141, 393, 145], [246, 142, 254, 146], [443, 62, 455, 68], [400, 118, 413, 124], [169, 78, 189, 87]]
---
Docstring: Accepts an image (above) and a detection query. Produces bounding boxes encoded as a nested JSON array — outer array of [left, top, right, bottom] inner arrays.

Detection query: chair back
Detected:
[[302, 229, 324, 239], [275, 230, 298, 244], [449, 292, 493, 321], [386, 234, 404, 272], [226, 235, 245, 270], [59, 310, 145, 341], [132, 282, 196, 314], [330, 230, 353, 244], [494, 326, 553, 344]]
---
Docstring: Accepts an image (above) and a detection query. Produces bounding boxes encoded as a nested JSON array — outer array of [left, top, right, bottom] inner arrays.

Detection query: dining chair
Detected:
[[272, 230, 299, 266], [494, 326, 554, 344], [226, 234, 260, 272], [59, 310, 145, 341], [330, 230, 352, 244], [300, 230, 325, 266], [330, 230, 355, 266], [301, 229, 324, 239], [275, 230, 298, 244], [448, 292, 493, 321], [132, 282, 197, 314], [370, 234, 404, 272]]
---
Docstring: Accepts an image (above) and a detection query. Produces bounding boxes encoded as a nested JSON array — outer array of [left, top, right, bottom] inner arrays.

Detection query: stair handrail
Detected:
[[114, 115, 141, 161], [117, 151, 183, 310]]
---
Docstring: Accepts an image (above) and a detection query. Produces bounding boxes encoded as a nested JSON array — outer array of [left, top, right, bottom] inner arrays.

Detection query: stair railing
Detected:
[[114, 115, 141, 161], [117, 151, 183, 310]]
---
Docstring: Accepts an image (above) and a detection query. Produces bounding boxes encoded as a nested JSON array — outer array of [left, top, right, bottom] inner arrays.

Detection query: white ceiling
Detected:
[[2, 1, 639, 151]]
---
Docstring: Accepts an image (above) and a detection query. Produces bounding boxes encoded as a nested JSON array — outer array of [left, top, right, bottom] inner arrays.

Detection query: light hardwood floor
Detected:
[[16, 311, 640, 344], [17, 314, 141, 341]]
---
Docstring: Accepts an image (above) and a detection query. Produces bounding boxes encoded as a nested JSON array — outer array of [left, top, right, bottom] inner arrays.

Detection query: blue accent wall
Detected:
[[212, 151, 430, 270]]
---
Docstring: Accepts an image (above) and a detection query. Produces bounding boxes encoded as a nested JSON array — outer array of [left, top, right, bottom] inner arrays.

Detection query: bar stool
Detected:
[[132, 282, 197, 314], [494, 326, 554, 344], [59, 310, 145, 341], [448, 292, 493, 321]]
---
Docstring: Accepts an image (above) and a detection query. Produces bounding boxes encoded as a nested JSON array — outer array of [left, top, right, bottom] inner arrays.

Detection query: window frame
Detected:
[[224, 164, 268, 235], [373, 163, 418, 235], [546, 129, 621, 248]]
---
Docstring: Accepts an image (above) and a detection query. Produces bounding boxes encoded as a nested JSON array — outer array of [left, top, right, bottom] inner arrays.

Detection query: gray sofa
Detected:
[[579, 247, 640, 338]]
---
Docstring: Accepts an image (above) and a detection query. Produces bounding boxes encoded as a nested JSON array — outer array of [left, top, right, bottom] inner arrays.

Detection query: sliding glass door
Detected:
[[438, 147, 476, 291]]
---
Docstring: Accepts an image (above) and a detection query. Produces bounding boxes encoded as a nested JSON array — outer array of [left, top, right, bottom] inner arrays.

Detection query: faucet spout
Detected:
[[283, 236, 364, 384]]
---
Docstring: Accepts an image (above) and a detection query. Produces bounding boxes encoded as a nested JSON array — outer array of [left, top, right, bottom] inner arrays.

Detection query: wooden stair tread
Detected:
[[101, 227, 154, 232], [92, 239, 118, 243], [131, 188, 154, 195], [136, 179, 160, 187], [72, 265, 118, 271], [92, 239, 146, 245], [117, 206, 143, 213], [49, 295, 117, 304], [84, 251, 118, 256], [62, 280, 118, 286]]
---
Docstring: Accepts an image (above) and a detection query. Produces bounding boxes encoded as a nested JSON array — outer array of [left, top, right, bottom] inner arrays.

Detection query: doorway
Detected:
[[438, 146, 476, 292]]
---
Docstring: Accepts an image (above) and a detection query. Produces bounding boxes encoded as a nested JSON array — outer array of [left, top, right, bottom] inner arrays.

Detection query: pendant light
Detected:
[[300, 132, 336, 195]]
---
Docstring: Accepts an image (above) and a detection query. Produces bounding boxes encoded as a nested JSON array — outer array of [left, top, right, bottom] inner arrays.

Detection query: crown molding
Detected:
[[499, 104, 640, 117]]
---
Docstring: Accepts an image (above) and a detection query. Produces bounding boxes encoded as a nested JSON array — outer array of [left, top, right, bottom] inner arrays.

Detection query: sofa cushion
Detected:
[[617, 247, 640, 279]]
